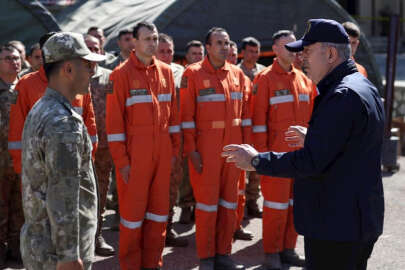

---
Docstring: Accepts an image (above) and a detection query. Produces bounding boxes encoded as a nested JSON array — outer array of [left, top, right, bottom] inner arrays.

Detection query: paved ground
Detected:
[[4, 157, 405, 270]]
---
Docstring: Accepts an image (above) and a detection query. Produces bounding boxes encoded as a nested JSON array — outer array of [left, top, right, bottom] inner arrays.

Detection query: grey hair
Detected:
[[321, 42, 351, 61]]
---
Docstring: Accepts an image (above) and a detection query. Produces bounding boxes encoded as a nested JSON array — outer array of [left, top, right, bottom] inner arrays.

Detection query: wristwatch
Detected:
[[251, 155, 260, 168]]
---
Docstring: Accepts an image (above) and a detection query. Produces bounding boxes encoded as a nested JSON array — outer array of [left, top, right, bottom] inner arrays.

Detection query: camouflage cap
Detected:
[[42, 32, 106, 64]]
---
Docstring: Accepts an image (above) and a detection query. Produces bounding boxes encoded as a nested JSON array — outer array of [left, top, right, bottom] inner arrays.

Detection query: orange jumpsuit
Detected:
[[180, 57, 251, 259], [352, 57, 368, 78], [252, 58, 317, 254], [106, 52, 180, 270], [8, 67, 98, 174]]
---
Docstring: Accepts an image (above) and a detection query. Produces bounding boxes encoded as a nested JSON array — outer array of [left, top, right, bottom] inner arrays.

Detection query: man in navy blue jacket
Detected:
[[222, 19, 384, 270]]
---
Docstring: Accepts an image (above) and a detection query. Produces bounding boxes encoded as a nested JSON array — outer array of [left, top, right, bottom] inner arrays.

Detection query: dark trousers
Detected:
[[304, 237, 377, 270]]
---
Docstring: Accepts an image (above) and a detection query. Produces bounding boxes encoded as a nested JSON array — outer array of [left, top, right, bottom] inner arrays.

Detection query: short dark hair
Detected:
[[118, 29, 132, 39], [39, 32, 57, 49], [229, 40, 237, 48], [185, 40, 203, 53], [87, 26, 101, 34], [158, 33, 174, 45], [27, 43, 40, 57], [241, 37, 260, 50], [342, 22, 360, 38], [272, 30, 294, 44], [0, 44, 19, 55], [133, 22, 157, 39], [205, 27, 227, 45], [43, 61, 64, 81]]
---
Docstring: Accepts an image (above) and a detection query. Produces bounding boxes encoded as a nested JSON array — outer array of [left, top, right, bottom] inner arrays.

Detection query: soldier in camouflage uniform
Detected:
[[84, 34, 116, 256], [104, 29, 134, 70], [20, 32, 105, 270], [0, 44, 23, 266]]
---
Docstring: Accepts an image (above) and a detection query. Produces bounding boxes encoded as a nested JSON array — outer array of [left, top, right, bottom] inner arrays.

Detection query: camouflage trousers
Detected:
[[178, 158, 195, 208], [21, 257, 93, 270], [246, 171, 261, 202], [94, 147, 113, 218], [0, 166, 24, 248]]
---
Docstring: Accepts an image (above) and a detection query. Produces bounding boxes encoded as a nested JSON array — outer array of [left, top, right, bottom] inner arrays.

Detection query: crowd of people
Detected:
[[0, 18, 380, 270]]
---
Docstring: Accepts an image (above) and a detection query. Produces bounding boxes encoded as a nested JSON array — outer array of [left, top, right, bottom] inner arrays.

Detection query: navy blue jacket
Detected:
[[255, 59, 385, 242]]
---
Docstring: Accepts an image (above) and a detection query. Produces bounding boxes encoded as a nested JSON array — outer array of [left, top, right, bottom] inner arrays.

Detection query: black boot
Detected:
[[280, 248, 305, 267], [215, 254, 245, 270]]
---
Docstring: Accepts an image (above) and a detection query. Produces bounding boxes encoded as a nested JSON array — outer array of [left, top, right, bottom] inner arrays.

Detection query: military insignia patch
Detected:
[[180, 76, 188, 88], [203, 79, 210, 88], [199, 88, 216, 96], [275, 89, 291, 96], [130, 89, 149, 96]]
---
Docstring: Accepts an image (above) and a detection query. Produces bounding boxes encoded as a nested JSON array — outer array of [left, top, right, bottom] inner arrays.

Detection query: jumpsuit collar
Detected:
[[272, 58, 296, 75], [317, 59, 358, 96], [129, 51, 157, 70], [202, 56, 230, 74]]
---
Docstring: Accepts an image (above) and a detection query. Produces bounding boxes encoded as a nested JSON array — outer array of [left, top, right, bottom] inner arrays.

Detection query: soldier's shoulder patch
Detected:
[[180, 76, 188, 88], [252, 84, 258, 95]]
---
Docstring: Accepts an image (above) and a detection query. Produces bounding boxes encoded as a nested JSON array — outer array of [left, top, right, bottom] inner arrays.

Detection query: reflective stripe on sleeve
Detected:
[[169, 125, 181, 133], [8, 141, 22, 150], [158, 93, 172, 102], [74, 107, 83, 115], [299, 94, 310, 102], [126, 95, 153, 106], [252, 125, 267, 133], [107, 133, 126, 142], [196, 202, 218, 212], [263, 200, 289, 210], [145, 212, 168, 223], [269, 95, 294, 105], [231, 92, 243, 100], [90, 135, 98, 143], [181, 121, 196, 129], [121, 217, 142, 229], [241, 119, 252, 127], [289, 199, 294, 206], [197, 94, 225, 103], [219, 199, 237, 210]]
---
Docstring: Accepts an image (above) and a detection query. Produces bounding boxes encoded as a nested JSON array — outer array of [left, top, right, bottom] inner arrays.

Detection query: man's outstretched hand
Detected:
[[221, 144, 259, 171]]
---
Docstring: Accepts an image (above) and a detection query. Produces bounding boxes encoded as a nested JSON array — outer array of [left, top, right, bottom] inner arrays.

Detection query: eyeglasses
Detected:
[[0, 56, 20, 62]]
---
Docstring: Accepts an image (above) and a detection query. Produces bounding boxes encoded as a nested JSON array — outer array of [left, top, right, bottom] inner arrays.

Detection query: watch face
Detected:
[[252, 156, 260, 167]]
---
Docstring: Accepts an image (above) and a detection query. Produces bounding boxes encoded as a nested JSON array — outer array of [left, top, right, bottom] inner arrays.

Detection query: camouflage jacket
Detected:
[[0, 78, 17, 171], [21, 88, 98, 266], [237, 61, 266, 81], [90, 66, 112, 148]]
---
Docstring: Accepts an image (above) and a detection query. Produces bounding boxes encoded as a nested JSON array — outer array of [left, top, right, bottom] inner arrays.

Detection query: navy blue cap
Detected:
[[285, 19, 349, 52]]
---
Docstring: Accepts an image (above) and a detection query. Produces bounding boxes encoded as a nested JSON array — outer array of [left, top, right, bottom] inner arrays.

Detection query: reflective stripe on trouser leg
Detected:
[[142, 133, 171, 269], [216, 161, 240, 255], [284, 179, 298, 250], [188, 158, 218, 259], [261, 176, 293, 253]]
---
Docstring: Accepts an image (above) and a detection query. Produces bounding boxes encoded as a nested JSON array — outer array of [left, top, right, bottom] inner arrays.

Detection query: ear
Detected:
[[328, 47, 339, 63], [272, 44, 277, 54]]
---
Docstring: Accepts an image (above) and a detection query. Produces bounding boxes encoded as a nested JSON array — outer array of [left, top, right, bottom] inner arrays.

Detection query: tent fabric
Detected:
[[56, 0, 382, 92], [0, 0, 61, 47]]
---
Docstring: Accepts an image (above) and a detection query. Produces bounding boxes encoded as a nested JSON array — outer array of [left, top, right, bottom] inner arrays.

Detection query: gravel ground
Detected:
[[4, 157, 405, 270]]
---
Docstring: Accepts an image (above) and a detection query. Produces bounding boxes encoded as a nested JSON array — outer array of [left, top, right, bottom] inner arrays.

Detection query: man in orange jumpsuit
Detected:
[[252, 30, 317, 270], [106, 22, 180, 270], [180, 27, 250, 270], [8, 33, 98, 177], [342, 22, 368, 78]]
